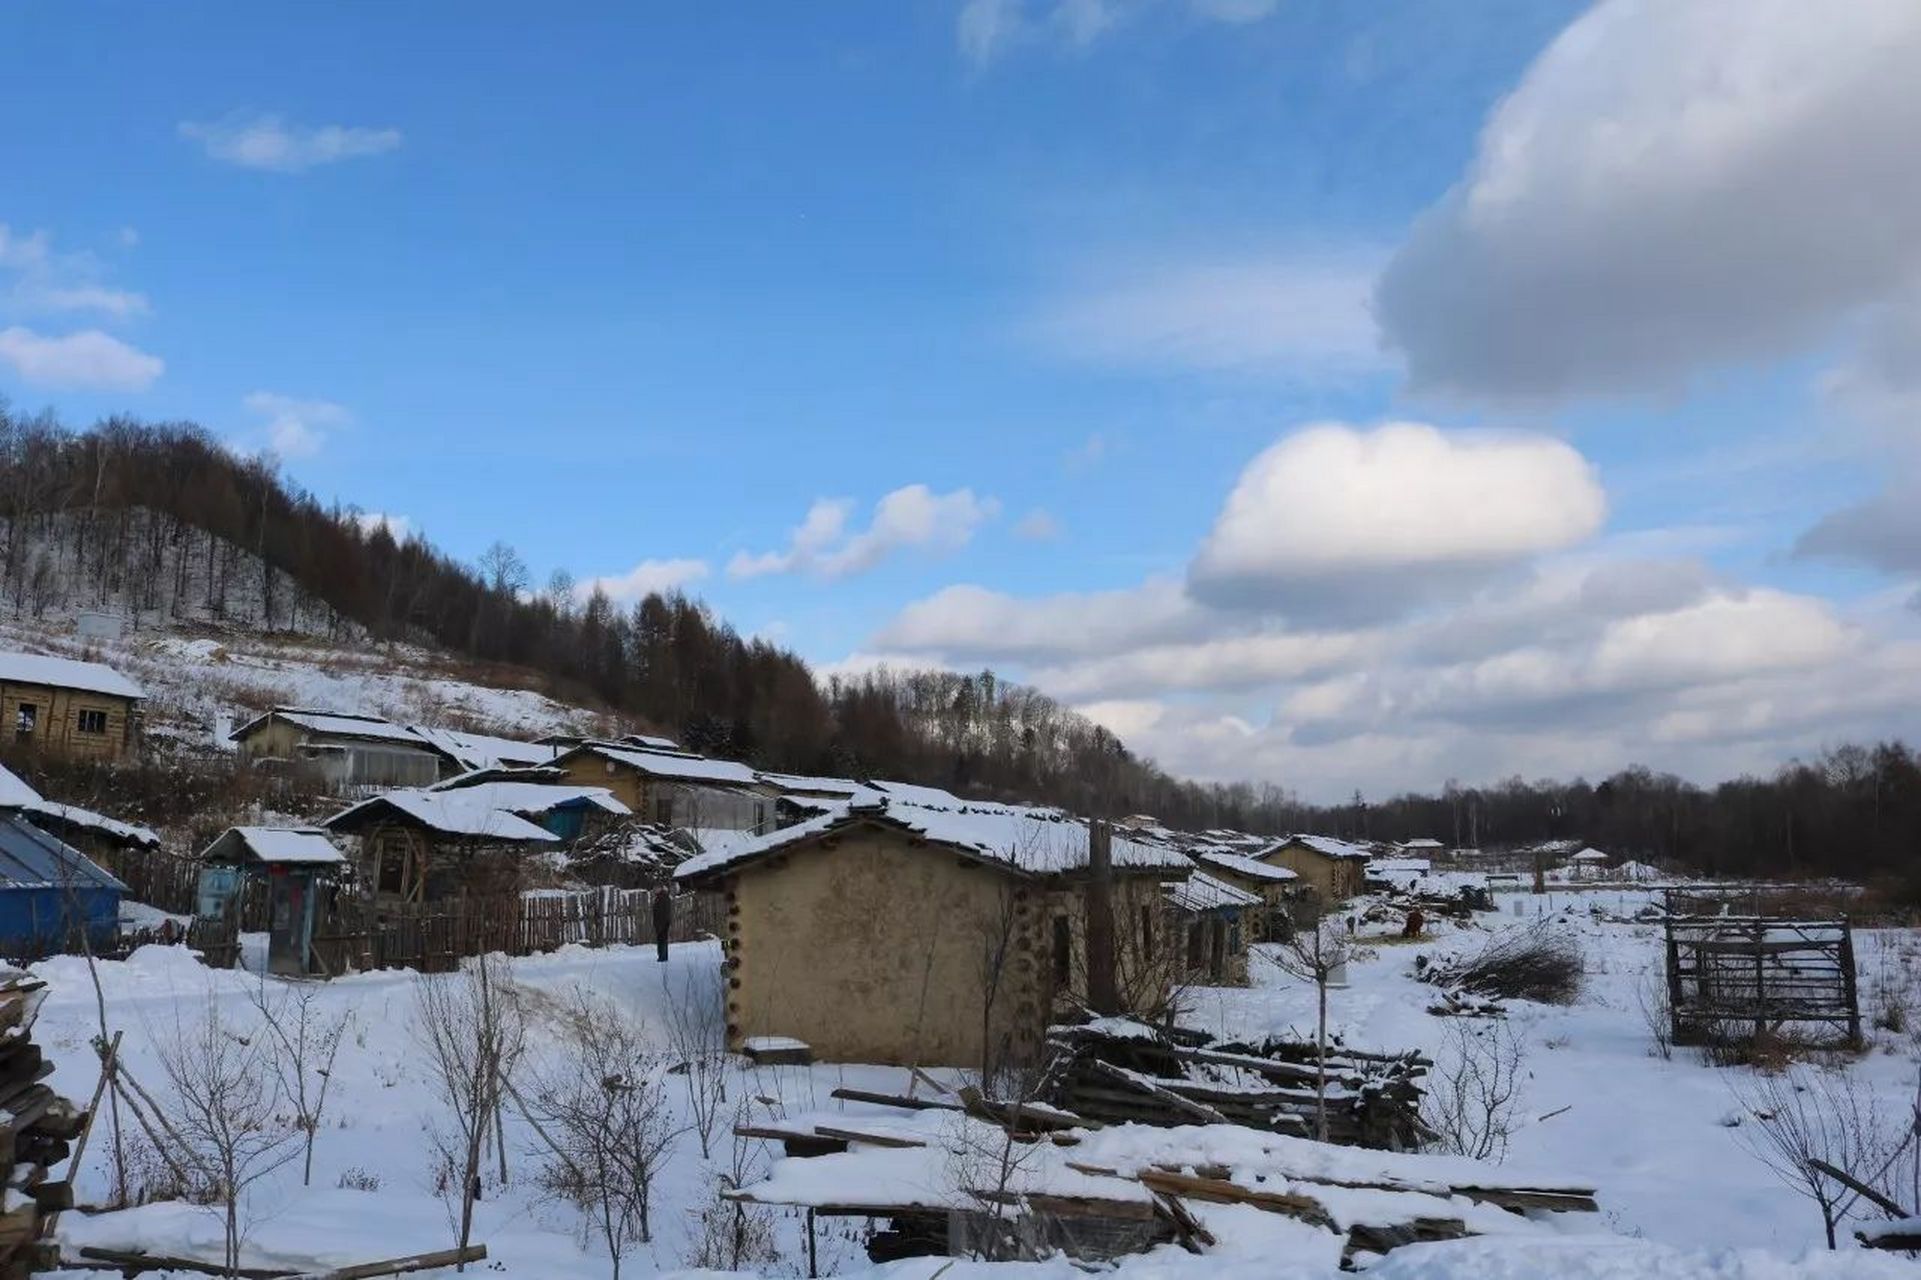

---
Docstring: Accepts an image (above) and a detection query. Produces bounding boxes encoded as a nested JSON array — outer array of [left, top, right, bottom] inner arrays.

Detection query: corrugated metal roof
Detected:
[[0, 814, 124, 892]]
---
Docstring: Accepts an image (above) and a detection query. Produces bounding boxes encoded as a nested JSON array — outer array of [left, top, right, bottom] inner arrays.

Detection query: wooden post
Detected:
[[1751, 916, 1767, 1046], [807, 1207, 818, 1278], [1084, 820, 1119, 1016], [1839, 919, 1863, 1049]]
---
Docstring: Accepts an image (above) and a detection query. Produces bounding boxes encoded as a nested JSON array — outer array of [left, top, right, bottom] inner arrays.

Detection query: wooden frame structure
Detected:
[[1663, 907, 1861, 1048]]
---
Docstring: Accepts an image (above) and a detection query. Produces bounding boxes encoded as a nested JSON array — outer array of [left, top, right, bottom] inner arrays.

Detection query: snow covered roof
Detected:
[[1193, 849, 1298, 884], [1569, 847, 1609, 862], [412, 728, 560, 771], [621, 733, 681, 751], [676, 798, 1194, 883], [0, 651, 143, 700], [563, 741, 762, 787], [1400, 837, 1444, 850], [324, 790, 558, 843], [866, 778, 969, 807], [0, 764, 41, 809], [232, 707, 434, 749], [0, 813, 124, 892], [1165, 870, 1261, 913], [1267, 834, 1372, 861], [21, 801, 159, 850], [204, 826, 345, 866], [757, 771, 878, 800], [431, 781, 628, 818], [1370, 857, 1432, 875]]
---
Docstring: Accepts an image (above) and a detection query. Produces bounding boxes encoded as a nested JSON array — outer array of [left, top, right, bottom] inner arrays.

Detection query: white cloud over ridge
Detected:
[[244, 392, 350, 459], [729, 485, 999, 581], [180, 114, 403, 173], [579, 558, 712, 605], [0, 327, 163, 390], [1376, 0, 1921, 402]]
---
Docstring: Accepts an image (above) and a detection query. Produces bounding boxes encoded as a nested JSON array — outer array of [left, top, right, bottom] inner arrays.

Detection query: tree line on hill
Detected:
[[1, 409, 1918, 887]]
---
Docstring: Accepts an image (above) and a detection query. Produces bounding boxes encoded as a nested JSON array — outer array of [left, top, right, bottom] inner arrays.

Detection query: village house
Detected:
[[231, 708, 447, 789], [1255, 834, 1372, 906], [1188, 848, 1300, 941], [0, 651, 144, 764], [0, 761, 158, 869], [1397, 837, 1445, 857], [1164, 870, 1260, 985], [674, 798, 1195, 1070], [553, 740, 776, 832], [323, 781, 627, 906]]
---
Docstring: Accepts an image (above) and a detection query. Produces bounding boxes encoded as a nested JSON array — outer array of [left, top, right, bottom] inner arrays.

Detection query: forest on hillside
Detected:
[[1, 408, 1918, 887]]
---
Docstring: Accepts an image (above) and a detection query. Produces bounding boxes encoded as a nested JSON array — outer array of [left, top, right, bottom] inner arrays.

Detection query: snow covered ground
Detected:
[[28, 897, 1921, 1278]]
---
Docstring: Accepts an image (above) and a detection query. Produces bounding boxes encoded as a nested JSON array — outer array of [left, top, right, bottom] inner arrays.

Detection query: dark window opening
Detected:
[[14, 703, 36, 737], [1051, 915, 1072, 988], [76, 709, 107, 735], [1188, 922, 1204, 969], [1139, 906, 1154, 963], [653, 795, 675, 825]]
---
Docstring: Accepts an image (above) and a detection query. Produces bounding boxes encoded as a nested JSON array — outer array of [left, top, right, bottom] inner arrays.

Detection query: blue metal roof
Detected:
[[0, 813, 125, 893]]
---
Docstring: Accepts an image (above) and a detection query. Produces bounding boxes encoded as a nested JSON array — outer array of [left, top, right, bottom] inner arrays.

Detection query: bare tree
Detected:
[[524, 988, 682, 1279], [152, 997, 300, 1276], [1272, 919, 1351, 1142], [249, 979, 351, 1186], [1422, 1019, 1527, 1161], [684, 1097, 779, 1272], [1734, 1066, 1915, 1249], [415, 954, 526, 1271], [663, 962, 729, 1159]]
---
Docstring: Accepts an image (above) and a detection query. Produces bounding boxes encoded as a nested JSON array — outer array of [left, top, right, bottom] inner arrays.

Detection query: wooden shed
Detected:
[[198, 826, 345, 976], [230, 707, 445, 790], [675, 797, 1195, 1072], [1189, 849, 1300, 941], [0, 651, 144, 764], [1164, 871, 1260, 986], [553, 740, 776, 832]]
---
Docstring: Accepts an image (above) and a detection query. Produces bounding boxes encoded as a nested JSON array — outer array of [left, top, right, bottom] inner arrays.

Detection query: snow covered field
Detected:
[[24, 896, 1921, 1278]]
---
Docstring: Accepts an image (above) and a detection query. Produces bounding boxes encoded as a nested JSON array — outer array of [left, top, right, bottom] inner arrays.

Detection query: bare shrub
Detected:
[[152, 996, 301, 1275], [684, 1098, 781, 1273], [1733, 1066, 1916, 1248], [663, 963, 729, 1159], [1422, 1019, 1527, 1162], [1426, 921, 1583, 1005], [249, 979, 350, 1185], [415, 954, 526, 1272], [1272, 920, 1351, 1142], [524, 987, 682, 1280], [336, 1166, 382, 1192], [1871, 942, 1917, 1037], [1636, 970, 1674, 1061]]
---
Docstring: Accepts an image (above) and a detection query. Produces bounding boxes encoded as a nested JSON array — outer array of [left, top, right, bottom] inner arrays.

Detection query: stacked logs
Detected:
[[0, 968, 83, 1278]]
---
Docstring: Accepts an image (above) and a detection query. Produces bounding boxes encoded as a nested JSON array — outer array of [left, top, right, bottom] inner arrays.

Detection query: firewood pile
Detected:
[[1038, 1018, 1434, 1150], [0, 968, 85, 1278]]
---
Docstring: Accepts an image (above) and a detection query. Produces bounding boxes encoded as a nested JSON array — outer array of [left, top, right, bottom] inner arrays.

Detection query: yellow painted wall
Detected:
[[0, 681, 137, 762], [1261, 842, 1365, 905]]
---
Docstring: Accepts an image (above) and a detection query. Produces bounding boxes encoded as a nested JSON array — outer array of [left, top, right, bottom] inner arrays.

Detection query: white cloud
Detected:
[[1013, 509, 1061, 541], [958, 0, 1280, 65], [1038, 252, 1387, 376], [728, 485, 1000, 580], [578, 558, 711, 605], [1376, 0, 1921, 402], [180, 114, 403, 173], [350, 511, 412, 541], [0, 327, 163, 390], [1188, 422, 1605, 618], [0, 224, 148, 319], [243, 392, 350, 460], [879, 578, 1206, 663]]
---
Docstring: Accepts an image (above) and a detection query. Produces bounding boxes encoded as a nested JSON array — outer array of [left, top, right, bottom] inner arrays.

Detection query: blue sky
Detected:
[[4, 1, 1919, 800]]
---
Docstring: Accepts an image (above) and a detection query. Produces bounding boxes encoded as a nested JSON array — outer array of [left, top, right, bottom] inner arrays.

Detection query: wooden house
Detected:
[[1189, 849, 1300, 941], [1164, 870, 1260, 985], [0, 651, 143, 763], [553, 740, 776, 832], [323, 781, 626, 907], [230, 708, 445, 790], [1255, 835, 1371, 906], [674, 798, 1195, 1070]]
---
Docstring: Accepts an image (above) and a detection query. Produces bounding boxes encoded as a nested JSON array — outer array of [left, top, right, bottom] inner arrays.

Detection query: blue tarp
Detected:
[[0, 813, 123, 946]]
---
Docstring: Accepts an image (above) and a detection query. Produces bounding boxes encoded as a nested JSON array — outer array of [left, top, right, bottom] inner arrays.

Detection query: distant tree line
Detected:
[[1, 409, 1916, 884]]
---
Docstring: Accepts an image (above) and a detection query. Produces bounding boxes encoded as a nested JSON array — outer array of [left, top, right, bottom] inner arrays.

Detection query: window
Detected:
[[14, 703, 36, 737], [653, 795, 676, 825], [1051, 915, 1073, 988], [76, 709, 107, 735], [1139, 905, 1155, 963]]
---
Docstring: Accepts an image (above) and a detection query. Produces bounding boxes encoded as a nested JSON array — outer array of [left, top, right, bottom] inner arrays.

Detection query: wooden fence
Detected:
[[302, 887, 721, 976], [1664, 913, 1861, 1048]]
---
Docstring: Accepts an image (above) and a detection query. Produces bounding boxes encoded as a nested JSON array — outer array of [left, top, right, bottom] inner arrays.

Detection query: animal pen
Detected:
[[1662, 896, 1861, 1048]]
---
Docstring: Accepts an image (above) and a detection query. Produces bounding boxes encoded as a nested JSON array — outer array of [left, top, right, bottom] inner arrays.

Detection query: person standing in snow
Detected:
[[652, 885, 673, 962]]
